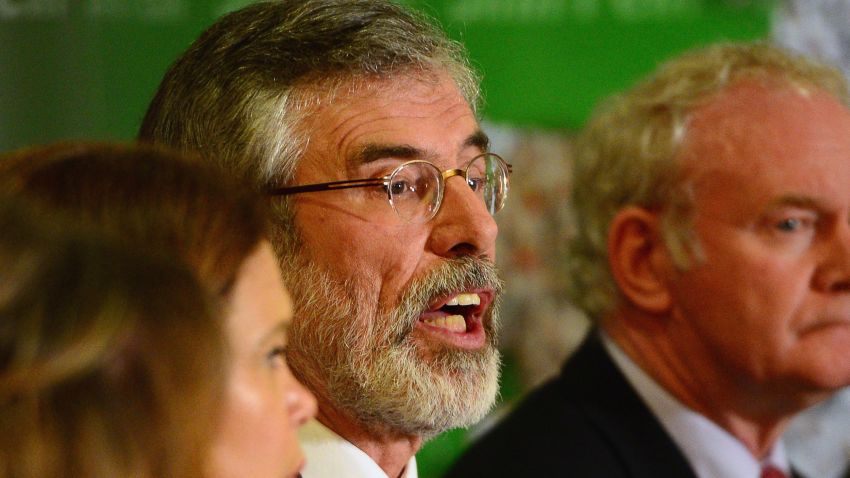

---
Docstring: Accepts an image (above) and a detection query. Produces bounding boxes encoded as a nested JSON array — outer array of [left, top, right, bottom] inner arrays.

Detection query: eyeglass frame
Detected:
[[266, 152, 512, 221]]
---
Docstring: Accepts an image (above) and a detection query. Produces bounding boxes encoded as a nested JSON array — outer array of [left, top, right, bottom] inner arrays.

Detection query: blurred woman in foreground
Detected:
[[0, 143, 316, 478], [0, 197, 224, 477]]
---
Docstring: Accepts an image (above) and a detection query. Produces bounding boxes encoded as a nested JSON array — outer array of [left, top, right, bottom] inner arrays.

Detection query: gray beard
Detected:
[[281, 251, 502, 438]]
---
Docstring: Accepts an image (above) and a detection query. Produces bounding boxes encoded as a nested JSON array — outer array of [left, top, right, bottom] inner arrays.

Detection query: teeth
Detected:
[[445, 293, 481, 306], [424, 314, 467, 333]]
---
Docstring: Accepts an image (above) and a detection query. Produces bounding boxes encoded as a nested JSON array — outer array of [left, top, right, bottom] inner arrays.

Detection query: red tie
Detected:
[[761, 465, 788, 478]]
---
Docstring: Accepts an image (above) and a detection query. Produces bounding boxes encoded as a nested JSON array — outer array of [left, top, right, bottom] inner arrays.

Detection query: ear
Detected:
[[607, 207, 672, 314]]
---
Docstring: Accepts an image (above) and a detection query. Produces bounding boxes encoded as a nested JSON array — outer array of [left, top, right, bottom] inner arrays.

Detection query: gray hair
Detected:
[[138, 0, 480, 191]]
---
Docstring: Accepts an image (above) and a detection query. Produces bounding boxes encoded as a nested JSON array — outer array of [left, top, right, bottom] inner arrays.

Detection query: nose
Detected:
[[813, 224, 850, 292], [427, 176, 498, 259], [285, 369, 317, 427]]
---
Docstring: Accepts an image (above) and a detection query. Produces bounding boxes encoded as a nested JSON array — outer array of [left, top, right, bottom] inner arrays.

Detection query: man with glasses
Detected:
[[450, 42, 850, 478], [139, 1, 508, 477]]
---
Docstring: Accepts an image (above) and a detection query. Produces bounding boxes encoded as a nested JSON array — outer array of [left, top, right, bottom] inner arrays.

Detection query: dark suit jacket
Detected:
[[445, 331, 698, 477]]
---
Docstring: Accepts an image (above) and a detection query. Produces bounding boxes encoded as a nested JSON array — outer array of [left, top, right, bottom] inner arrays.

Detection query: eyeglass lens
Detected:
[[387, 161, 443, 222], [387, 154, 508, 223]]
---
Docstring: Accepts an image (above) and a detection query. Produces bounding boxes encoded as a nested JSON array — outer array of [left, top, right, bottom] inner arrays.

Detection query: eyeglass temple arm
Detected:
[[439, 157, 513, 181], [268, 159, 512, 196], [268, 178, 387, 196]]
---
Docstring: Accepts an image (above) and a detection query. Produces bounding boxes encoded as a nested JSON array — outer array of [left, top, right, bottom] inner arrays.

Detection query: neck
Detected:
[[602, 311, 808, 458], [316, 402, 421, 478]]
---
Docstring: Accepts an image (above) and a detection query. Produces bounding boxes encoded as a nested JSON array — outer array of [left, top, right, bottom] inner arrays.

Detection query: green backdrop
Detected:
[[1, 0, 774, 151], [403, 0, 775, 129]]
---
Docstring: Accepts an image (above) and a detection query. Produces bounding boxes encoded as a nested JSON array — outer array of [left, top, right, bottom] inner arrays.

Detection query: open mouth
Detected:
[[418, 290, 493, 336]]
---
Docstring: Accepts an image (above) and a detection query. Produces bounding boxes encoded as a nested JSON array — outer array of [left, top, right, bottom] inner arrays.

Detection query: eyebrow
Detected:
[[466, 129, 490, 151], [259, 320, 291, 346], [769, 195, 821, 210], [347, 129, 491, 169], [352, 144, 425, 167]]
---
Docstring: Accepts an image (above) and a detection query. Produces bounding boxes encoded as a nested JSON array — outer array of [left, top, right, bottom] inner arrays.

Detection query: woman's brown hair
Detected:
[[0, 197, 224, 477], [0, 141, 267, 297], [0, 142, 270, 477]]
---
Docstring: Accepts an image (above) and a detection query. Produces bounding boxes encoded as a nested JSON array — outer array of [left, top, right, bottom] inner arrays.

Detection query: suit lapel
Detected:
[[556, 331, 698, 478]]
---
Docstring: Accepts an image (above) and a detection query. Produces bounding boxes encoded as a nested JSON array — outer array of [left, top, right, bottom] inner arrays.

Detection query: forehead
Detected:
[[679, 80, 850, 197], [298, 72, 480, 172]]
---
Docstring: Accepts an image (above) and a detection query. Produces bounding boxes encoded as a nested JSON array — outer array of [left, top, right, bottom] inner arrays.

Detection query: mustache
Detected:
[[389, 256, 504, 343]]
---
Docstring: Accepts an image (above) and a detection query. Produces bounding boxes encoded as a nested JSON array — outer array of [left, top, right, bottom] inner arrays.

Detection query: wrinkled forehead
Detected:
[[295, 67, 462, 111], [679, 80, 850, 173], [676, 80, 850, 208], [293, 71, 481, 173]]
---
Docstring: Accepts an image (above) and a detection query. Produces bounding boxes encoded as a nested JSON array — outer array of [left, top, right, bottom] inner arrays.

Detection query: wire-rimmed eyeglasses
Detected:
[[267, 153, 512, 223]]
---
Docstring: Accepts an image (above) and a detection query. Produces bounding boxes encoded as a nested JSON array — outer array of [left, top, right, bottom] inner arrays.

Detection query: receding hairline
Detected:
[[257, 68, 482, 177]]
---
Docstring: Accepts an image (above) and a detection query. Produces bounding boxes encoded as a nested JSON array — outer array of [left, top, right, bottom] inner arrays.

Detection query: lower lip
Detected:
[[415, 317, 486, 350]]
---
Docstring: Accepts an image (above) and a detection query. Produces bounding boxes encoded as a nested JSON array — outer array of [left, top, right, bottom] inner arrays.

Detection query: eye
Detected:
[[267, 345, 287, 368], [773, 214, 817, 233], [776, 217, 802, 232], [467, 176, 485, 192], [761, 208, 820, 249], [389, 179, 412, 196]]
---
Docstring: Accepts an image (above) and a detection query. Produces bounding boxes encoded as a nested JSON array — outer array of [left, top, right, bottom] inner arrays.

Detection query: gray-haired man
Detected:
[[140, 2, 509, 477]]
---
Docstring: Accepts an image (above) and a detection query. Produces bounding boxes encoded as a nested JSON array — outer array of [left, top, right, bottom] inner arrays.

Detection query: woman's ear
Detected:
[[607, 207, 673, 314]]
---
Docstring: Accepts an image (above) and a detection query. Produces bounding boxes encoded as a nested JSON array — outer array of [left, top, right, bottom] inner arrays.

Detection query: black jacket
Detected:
[[446, 331, 698, 477]]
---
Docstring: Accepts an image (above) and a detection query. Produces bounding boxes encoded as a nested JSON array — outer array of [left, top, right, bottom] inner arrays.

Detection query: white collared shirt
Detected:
[[298, 419, 418, 478], [601, 333, 791, 478], [785, 387, 850, 478]]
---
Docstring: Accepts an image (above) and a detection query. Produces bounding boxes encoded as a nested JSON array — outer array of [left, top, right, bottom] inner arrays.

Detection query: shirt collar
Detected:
[[601, 332, 791, 478], [298, 418, 418, 478]]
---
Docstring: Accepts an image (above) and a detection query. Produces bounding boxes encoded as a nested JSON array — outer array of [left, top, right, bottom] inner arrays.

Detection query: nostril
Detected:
[[813, 266, 850, 292], [832, 280, 850, 293], [449, 242, 478, 257]]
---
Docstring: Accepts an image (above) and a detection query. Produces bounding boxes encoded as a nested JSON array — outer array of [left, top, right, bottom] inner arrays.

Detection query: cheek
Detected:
[[212, 372, 294, 476], [219, 378, 271, 450], [298, 212, 379, 273], [299, 213, 428, 305], [725, 253, 812, 323], [675, 245, 809, 342], [697, 228, 807, 305]]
